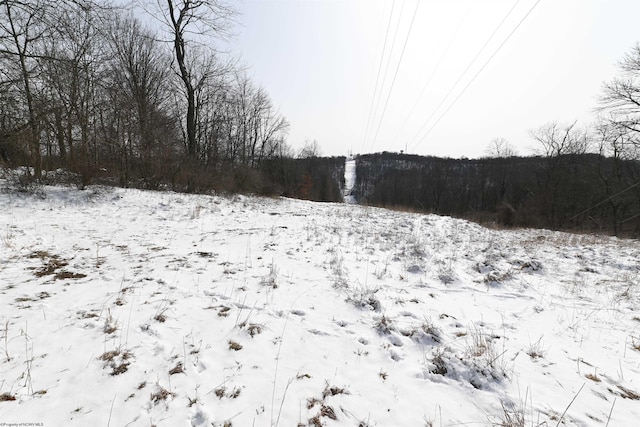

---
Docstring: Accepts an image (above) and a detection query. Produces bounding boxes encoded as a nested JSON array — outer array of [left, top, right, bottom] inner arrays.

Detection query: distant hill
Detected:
[[352, 151, 640, 236]]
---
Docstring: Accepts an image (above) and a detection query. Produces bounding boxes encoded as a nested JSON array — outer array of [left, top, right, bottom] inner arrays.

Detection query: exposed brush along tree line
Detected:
[[1, 1, 640, 236]]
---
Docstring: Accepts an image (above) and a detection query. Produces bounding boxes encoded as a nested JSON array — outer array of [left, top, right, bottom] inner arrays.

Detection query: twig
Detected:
[[271, 285, 317, 427], [555, 383, 585, 426], [124, 291, 135, 349], [274, 377, 293, 427], [182, 337, 187, 372], [488, 349, 508, 366], [3, 320, 9, 362], [605, 398, 616, 427], [107, 394, 116, 427], [270, 314, 290, 426], [234, 294, 248, 327]]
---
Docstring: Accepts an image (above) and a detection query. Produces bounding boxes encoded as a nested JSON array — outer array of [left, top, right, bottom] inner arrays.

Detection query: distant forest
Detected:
[[352, 151, 640, 237]]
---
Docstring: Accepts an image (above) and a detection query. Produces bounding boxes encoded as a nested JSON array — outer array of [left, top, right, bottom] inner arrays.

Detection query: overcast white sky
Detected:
[[225, 0, 640, 158]]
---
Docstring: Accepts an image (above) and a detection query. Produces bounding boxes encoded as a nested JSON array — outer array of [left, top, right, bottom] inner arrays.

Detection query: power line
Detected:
[[397, 28, 463, 151], [361, 0, 396, 153], [366, 0, 406, 152], [568, 180, 640, 222], [368, 0, 421, 153], [410, 0, 542, 152], [619, 211, 640, 225], [388, 8, 468, 153], [402, 0, 522, 152]]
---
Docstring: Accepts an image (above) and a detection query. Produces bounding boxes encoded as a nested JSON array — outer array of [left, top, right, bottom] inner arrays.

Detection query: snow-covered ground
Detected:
[[344, 159, 356, 204], [1, 184, 639, 426]]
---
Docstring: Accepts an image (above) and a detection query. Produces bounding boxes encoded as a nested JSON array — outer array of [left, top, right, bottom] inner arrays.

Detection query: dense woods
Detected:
[[261, 156, 345, 202], [354, 149, 640, 236]]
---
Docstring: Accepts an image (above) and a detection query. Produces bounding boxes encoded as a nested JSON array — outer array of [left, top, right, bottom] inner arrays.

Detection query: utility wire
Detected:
[[388, 10, 468, 152], [619, 211, 640, 225], [369, 0, 421, 153], [568, 180, 640, 222], [402, 0, 522, 152], [410, 0, 542, 151], [361, 0, 396, 153], [366, 0, 406, 151]]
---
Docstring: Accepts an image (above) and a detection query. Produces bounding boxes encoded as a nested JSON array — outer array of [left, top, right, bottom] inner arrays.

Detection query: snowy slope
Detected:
[[344, 159, 356, 204], [1, 184, 639, 426]]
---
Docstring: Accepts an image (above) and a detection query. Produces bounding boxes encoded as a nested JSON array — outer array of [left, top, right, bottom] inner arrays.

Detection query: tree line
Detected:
[[353, 150, 640, 236], [0, 0, 329, 195]]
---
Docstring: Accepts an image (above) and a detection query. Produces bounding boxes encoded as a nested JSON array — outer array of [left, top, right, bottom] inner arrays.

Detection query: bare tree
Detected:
[[252, 88, 289, 167], [529, 121, 590, 157], [152, 0, 235, 160], [484, 137, 517, 158], [482, 137, 517, 207], [528, 121, 592, 224], [0, 0, 49, 178], [104, 14, 177, 186], [298, 139, 322, 159], [41, 2, 105, 177], [600, 43, 640, 138]]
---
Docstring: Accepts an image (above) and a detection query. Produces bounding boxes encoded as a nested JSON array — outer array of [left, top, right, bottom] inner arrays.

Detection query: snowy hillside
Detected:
[[1, 184, 639, 426], [344, 158, 356, 204]]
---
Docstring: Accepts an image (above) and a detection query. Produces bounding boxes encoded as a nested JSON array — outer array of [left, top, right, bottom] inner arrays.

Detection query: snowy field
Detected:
[[1, 184, 639, 426]]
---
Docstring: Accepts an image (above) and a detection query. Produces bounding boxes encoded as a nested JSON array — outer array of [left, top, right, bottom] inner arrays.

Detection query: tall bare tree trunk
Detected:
[[4, 1, 43, 178]]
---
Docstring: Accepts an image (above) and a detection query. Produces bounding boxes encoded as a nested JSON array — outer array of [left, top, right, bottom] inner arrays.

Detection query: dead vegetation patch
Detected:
[[585, 373, 601, 382], [111, 362, 130, 376], [305, 382, 348, 425], [374, 315, 394, 334], [217, 306, 231, 317], [55, 271, 86, 280], [0, 393, 16, 401], [214, 385, 241, 400], [29, 251, 67, 276], [28, 251, 86, 280], [150, 385, 175, 405], [430, 349, 448, 376], [78, 311, 98, 319], [610, 385, 640, 400], [195, 251, 215, 258], [169, 362, 184, 375], [99, 350, 120, 362], [401, 321, 442, 344], [103, 311, 118, 334], [14, 295, 45, 303], [322, 384, 349, 399], [228, 340, 243, 351], [320, 405, 337, 420], [238, 322, 263, 337], [99, 348, 132, 376]]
